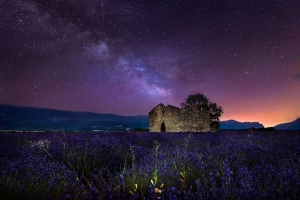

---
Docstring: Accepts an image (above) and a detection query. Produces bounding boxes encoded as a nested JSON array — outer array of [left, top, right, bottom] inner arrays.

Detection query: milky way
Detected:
[[1, 0, 300, 126]]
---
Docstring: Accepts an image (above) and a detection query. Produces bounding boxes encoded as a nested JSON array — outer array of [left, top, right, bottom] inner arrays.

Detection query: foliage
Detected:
[[180, 93, 209, 110], [248, 127, 277, 131], [0, 131, 300, 199], [132, 128, 149, 132]]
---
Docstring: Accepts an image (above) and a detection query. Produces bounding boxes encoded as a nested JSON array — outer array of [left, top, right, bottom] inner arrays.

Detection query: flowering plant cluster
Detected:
[[0, 131, 299, 199], [29, 139, 51, 150]]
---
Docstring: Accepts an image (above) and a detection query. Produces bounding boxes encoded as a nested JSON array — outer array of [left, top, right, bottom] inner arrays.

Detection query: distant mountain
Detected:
[[0, 104, 148, 131], [274, 118, 300, 130], [220, 120, 264, 130], [1, 104, 299, 131]]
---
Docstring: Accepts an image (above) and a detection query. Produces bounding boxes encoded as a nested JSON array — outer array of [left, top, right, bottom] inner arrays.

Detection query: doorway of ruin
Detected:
[[160, 122, 166, 132]]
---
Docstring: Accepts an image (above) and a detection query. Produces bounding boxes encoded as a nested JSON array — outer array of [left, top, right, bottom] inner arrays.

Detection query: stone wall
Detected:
[[149, 103, 165, 132], [163, 105, 181, 132], [180, 105, 210, 132], [149, 103, 211, 132]]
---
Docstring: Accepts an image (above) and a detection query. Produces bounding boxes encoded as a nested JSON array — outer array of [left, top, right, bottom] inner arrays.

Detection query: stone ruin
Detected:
[[149, 103, 211, 132]]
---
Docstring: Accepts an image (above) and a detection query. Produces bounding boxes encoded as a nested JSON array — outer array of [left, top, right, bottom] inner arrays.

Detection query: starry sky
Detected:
[[1, 0, 300, 127]]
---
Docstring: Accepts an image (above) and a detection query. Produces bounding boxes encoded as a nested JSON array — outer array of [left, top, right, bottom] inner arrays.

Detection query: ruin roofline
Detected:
[[149, 103, 207, 113], [149, 103, 165, 114]]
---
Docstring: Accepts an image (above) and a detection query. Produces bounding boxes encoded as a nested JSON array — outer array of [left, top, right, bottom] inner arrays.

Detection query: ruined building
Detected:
[[149, 103, 211, 132]]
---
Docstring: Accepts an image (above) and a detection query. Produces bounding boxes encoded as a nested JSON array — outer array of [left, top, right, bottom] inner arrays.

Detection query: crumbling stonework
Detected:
[[149, 103, 211, 132]]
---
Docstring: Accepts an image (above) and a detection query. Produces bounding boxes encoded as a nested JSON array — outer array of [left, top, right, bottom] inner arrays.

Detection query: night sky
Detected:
[[1, 0, 300, 127]]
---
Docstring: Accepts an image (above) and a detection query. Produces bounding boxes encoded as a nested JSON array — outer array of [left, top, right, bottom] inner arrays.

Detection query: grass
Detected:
[[0, 131, 299, 199]]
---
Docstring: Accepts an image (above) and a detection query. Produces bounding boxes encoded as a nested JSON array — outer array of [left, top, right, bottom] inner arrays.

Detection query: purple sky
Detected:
[[1, 0, 300, 127]]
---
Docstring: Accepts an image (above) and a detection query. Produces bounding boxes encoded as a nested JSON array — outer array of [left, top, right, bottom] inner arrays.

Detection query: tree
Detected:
[[180, 93, 224, 129], [180, 93, 209, 110]]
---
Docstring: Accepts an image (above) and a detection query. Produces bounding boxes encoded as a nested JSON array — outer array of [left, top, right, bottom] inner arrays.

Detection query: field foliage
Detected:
[[0, 131, 299, 199]]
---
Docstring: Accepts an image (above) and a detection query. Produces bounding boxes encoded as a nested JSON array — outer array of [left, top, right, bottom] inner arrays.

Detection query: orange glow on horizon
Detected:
[[221, 100, 300, 127]]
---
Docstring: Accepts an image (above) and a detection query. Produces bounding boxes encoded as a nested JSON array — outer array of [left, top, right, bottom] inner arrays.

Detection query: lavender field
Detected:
[[0, 131, 299, 200]]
